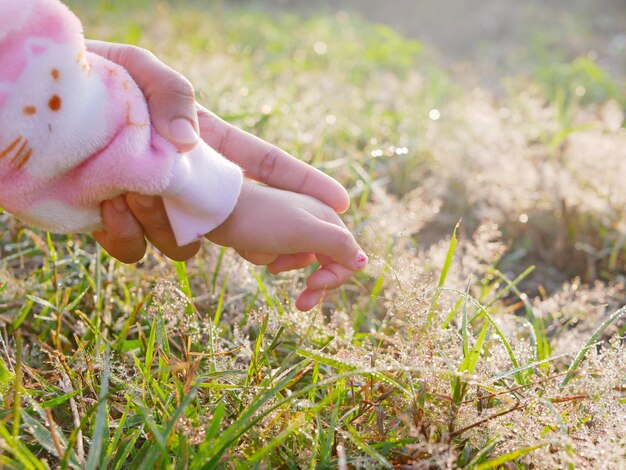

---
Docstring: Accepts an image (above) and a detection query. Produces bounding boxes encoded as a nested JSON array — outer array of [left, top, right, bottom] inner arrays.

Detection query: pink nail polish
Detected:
[[355, 251, 368, 268]]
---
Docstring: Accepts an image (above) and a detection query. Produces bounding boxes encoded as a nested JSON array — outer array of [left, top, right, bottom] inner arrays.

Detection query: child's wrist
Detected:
[[204, 179, 254, 245]]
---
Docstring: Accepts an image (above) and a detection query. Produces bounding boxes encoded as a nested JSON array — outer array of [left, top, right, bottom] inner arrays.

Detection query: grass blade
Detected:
[[174, 260, 195, 316], [561, 305, 626, 388], [20, 411, 80, 470], [466, 436, 501, 466], [246, 424, 301, 464], [141, 388, 198, 467], [475, 442, 548, 469], [22, 395, 81, 469], [0, 420, 47, 470], [193, 362, 309, 468], [428, 221, 460, 324], [101, 398, 132, 469], [441, 288, 522, 383], [85, 346, 111, 470], [459, 321, 490, 375], [344, 423, 393, 468]]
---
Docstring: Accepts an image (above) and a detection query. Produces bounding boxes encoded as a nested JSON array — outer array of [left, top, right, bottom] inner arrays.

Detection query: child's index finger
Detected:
[[298, 220, 367, 271]]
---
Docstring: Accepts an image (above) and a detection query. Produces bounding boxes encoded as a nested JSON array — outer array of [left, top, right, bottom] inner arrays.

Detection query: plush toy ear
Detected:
[[0, 1, 34, 43]]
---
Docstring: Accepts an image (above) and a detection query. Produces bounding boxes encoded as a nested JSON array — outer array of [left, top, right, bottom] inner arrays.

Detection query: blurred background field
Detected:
[[238, 0, 626, 84], [0, 0, 624, 468]]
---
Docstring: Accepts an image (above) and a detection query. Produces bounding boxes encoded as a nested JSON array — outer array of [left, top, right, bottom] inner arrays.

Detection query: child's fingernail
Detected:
[[168, 118, 198, 145], [111, 195, 128, 213], [133, 195, 155, 209], [354, 251, 368, 269]]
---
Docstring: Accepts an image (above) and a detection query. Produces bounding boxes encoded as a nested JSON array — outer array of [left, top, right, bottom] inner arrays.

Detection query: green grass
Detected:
[[1, 1, 625, 468]]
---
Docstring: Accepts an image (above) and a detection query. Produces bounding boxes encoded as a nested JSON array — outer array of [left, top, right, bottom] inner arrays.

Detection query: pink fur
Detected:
[[0, 0, 74, 84], [0, 0, 242, 246]]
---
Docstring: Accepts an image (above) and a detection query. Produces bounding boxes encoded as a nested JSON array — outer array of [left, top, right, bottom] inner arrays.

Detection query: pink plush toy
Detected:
[[0, 0, 243, 246]]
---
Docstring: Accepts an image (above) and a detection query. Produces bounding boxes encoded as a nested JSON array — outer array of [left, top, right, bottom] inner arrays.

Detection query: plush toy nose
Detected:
[[48, 95, 61, 111]]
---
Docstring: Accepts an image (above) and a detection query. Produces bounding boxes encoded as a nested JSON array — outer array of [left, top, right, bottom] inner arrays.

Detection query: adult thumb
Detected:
[[86, 40, 200, 152]]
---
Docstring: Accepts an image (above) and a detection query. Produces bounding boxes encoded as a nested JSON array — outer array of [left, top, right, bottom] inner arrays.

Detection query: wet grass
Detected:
[[0, 1, 625, 468]]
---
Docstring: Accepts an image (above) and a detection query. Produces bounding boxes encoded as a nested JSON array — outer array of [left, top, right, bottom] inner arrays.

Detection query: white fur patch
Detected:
[[0, 39, 110, 179], [22, 199, 101, 233]]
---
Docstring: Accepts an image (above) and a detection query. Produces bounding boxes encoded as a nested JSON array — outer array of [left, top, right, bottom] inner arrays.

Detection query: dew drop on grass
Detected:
[[313, 41, 328, 55], [429, 108, 441, 120]]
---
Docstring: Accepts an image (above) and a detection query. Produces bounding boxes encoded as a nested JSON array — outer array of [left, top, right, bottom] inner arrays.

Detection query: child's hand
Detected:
[[205, 180, 368, 311]]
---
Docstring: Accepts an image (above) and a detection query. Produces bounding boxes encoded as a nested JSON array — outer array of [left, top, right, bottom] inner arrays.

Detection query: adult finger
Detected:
[[126, 193, 201, 261], [93, 196, 147, 263], [86, 40, 200, 152], [196, 104, 350, 213]]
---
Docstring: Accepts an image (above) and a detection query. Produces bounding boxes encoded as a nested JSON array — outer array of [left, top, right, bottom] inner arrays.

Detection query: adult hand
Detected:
[[195, 103, 349, 213], [89, 41, 351, 264], [88, 40, 202, 262]]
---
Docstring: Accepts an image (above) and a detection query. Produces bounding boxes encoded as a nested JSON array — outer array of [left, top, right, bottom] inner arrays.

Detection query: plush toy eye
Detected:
[[48, 95, 61, 111]]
